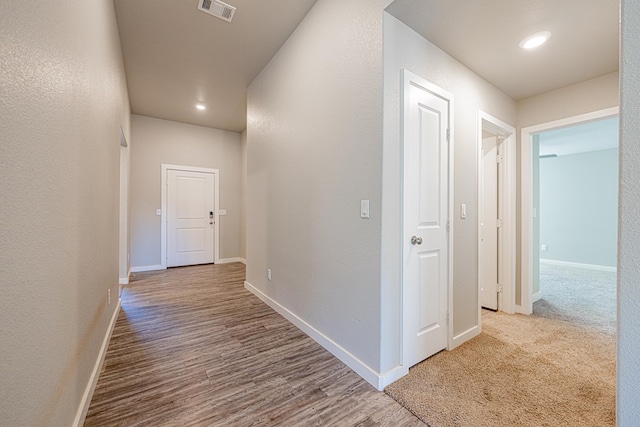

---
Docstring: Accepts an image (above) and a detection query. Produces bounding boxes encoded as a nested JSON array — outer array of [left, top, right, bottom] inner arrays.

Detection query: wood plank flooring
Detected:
[[84, 263, 423, 426]]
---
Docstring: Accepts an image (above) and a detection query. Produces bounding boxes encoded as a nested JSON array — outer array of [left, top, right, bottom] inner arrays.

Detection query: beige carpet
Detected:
[[385, 310, 616, 426]]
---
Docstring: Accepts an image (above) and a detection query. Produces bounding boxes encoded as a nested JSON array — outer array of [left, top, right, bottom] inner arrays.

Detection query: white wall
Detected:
[[130, 115, 244, 268], [518, 73, 619, 128], [539, 148, 618, 268], [246, 0, 392, 381], [382, 13, 517, 371], [0, 0, 130, 425], [618, 0, 640, 423]]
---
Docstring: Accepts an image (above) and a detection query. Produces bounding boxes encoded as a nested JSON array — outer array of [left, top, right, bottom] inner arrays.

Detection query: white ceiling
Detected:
[[385, 0, 620, 100], [114, 0, 317, 133], [539, 116, 619, 157], [115, 0, 619, 133]]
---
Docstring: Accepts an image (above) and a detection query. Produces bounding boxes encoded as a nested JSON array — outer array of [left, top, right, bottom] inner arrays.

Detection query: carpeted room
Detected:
[[385, 114, 618, 427]]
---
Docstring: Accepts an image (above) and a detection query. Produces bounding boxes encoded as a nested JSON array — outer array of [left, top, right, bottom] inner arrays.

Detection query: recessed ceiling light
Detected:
[[196, 104, 206, 110], [519, 31, 551, 50]]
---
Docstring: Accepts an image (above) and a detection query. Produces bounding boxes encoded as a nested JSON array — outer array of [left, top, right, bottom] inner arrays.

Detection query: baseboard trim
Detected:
[[540, 259, 616, 272], [119, 268, 131, 285], [244, 281, 385, 391], [379, 365, 409, 389], [131, 264, 165, 273], [217, 257, 246, 265], [450, 324, 480, 350], [532, 291, 542, 303], [73, 299, 120, 427]]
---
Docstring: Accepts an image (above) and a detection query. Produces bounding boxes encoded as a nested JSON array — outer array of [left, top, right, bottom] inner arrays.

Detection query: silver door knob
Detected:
[[411, 236, 423, 245]]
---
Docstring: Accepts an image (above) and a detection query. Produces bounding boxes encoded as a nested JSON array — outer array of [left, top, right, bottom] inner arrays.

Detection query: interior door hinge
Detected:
[[497, 284, 503, 293], [496, 219, 503, 228], [446, 220, 450, 233], [446, 312, 450, 325], [446, 128, 450, 143], [496, 154, 503, 163]]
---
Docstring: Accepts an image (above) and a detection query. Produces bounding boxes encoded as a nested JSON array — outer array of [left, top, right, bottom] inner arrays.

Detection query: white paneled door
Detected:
[[167, 169, 215, 267], [403, 71, 451, 368]]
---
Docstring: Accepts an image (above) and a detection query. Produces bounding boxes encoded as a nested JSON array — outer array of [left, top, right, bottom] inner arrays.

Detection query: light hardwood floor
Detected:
[[84, 263, 423, 426]]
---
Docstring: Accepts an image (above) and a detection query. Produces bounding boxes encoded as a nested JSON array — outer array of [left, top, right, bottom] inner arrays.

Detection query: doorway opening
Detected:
[[531, 115, 618, 330], [477, 112, 516, 320], [520, 107, 619, 315]]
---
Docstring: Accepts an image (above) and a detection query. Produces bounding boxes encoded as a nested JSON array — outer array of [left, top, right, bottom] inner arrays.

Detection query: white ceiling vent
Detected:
[[198, 0, 236, 22]]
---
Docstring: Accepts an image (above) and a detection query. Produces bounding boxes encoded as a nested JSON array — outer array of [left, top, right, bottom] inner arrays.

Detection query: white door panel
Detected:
[[403, 72, 450, 368], [167, 170, 215, 267], [481, 136, 499, 310]]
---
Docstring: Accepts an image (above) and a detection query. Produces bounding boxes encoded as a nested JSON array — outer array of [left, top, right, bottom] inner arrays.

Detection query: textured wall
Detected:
[[381, 14, 517, 370], [517, 73, 619, 129], [618, 0, 640, 423], [247, 0, 391, 372], [0, 0, 130, 425], [130, 115, 243, 267]]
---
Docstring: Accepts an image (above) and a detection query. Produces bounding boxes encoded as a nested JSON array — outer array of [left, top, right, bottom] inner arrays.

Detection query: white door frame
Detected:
[[477, 111, 516, 318], [118, 128, 130, 286], [519, 106, 619, 314], [161, 164, 220, 269], [401, 69, 454, 367]]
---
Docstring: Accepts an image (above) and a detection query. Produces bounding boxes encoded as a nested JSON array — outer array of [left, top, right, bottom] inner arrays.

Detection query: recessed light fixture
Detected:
[[519, 31, 551, 50], [196, 104, 206, 110]]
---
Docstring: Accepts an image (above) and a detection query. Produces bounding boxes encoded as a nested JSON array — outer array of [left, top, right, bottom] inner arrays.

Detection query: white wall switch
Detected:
[[267, 268, 272, 281], [541, 244, 548, 251], [156, 209, 162, 216], [219, 209, 227, 216], [460, 204, 467, 219], [361, 200, 370, 219]]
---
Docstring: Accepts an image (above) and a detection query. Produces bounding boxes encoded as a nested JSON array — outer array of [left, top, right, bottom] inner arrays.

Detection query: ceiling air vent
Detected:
[[198, 0, 236, 22]]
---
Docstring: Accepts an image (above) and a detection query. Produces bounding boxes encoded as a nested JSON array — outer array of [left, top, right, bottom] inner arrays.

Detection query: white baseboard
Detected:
[[532, 291, 542, 303], [217, 257, 246, 265], [131, 264, 165, 273], [379, 365, 409, 389], [450, 324, 480, 350], [244, 281, 388, 391], [540, 258, 616, 272], [515, 304, 532, 315], [73, 299, 120, 427], [119, 268, 131, 285]]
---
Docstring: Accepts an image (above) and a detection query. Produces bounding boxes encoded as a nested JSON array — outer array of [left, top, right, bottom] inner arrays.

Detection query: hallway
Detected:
[[84, 263, 422, 426]]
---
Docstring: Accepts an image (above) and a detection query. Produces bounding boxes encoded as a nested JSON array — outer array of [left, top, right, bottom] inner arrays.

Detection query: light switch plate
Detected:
[[460, 204, 467, 219], [156, 209, 162, 216], [361, 200, 370, 219], [219, 209, 227, 216]]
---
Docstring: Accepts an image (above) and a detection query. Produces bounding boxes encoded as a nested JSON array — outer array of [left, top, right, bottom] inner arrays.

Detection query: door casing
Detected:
[[477, 111, 516, 319]]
